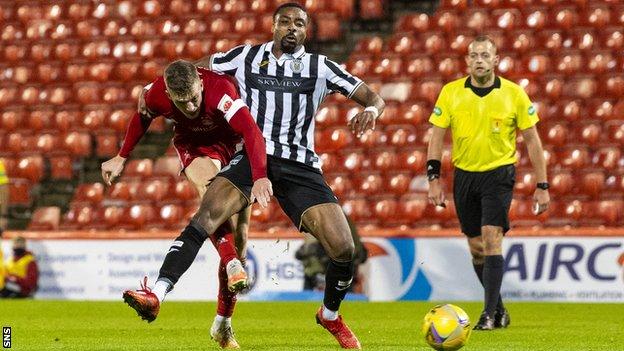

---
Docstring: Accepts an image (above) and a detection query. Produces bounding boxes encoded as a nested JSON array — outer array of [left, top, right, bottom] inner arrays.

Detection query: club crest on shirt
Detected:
[[217, 94, 235, 114], [290, 59, 304, 74]]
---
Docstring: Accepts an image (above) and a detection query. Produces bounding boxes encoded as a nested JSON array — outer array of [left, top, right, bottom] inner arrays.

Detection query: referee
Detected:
[[426, 35, 550, 330]]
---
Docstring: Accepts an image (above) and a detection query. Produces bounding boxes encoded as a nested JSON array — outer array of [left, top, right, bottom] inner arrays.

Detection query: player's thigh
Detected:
[[301, 203, 354, 262], [191, 176, 247, 236], [184, 156, 221, 197], [453, 169, 482, 237]]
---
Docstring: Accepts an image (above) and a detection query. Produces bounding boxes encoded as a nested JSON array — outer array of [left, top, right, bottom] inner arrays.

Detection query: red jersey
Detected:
[[119, 68, 267, 180]]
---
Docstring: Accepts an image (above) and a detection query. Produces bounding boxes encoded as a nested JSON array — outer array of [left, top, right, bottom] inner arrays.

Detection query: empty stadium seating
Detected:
[[1, 0, 620, 231]]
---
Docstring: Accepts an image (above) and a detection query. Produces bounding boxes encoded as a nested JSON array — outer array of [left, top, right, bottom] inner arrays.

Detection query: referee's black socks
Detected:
[[158, 221, 208, 287], [473, 262, 504, 312], [482, 255, 505, 317], [324, 259, 355, 311]]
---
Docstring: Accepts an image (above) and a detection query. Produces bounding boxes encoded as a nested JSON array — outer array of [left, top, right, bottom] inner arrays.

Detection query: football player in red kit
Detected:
[[102, 60, 272, 349]]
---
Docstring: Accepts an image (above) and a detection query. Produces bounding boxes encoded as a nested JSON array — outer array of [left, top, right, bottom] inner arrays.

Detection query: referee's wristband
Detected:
[[426, 159, 441, 180], [364, 106, 379, 119]]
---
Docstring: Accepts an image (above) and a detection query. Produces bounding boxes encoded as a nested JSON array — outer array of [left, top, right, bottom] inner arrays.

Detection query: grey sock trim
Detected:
[[156, 278, 174, 293]]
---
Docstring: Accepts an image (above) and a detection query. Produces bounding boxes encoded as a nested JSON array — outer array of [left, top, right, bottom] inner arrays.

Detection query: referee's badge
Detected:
[[290, 59, 304, 74]]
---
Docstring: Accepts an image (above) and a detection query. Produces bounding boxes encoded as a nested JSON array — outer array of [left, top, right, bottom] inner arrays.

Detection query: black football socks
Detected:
[[157, 221, 208, 287], [323, 259, 355, 311], [473, 262, 504, 313], [482, 255, 505, 317]]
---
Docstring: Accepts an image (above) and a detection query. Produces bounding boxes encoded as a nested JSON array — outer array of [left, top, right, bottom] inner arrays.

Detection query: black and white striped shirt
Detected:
[[210, 41, 363, 170]]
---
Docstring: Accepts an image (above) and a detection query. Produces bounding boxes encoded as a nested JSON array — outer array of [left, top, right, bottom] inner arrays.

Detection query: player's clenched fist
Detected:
[[250, 177, 273, 208], [101, 155, 127, 186]]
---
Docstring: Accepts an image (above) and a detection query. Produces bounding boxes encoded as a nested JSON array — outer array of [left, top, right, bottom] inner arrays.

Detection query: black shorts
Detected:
[[453, 164, 515, 237], [218, 152, 338, 231]]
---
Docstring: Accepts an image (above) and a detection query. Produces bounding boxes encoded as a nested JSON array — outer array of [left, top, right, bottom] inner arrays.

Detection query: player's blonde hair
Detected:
[[164, 60, 200, 97]]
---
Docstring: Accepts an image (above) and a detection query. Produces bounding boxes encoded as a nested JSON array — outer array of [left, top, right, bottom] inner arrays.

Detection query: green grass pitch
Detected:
[[1, 300, 623, 350]]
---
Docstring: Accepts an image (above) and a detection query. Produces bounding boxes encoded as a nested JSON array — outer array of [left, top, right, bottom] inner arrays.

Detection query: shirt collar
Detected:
[[265, 41, 306, 65], [464, 75, 501, 89]]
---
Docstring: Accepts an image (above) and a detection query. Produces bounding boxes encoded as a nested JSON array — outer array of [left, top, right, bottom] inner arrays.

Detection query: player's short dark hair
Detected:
[[471, 35, 497, 52], [273, 2, 307, 22], [164, 60, 199, 96]]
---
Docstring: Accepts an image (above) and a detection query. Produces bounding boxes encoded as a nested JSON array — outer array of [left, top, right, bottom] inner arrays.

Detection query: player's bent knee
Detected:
[[328, 239, 355, 262]]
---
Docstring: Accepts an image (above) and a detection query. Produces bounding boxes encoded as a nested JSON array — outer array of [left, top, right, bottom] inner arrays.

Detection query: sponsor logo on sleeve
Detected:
[[433, 106, 442, 116], [528, 105, 536, 115]]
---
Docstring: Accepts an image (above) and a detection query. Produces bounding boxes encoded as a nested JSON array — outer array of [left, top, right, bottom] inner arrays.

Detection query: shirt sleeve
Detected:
[[213, 78, 267, 181], [429, 84, 451, 128], [0, 161, 8, 185], [210, 45, 248, 76], [323, 57, 363, 98], [515, 86, 539, 130]]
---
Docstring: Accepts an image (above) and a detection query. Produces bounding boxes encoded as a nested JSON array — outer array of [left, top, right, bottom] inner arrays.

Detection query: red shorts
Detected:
[[173, 140, 236, 171]]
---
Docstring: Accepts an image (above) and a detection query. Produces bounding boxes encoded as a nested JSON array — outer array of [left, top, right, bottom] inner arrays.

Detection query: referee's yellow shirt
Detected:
[[429, 76, 539, 172], [0, 160, 8, 185]]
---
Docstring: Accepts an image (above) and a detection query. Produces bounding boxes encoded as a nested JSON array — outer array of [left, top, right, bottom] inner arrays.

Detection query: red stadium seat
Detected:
[[35, 133, 59, 154], [415, 78, 444, 105], [233, 15, 257, 34], [551, 5, 579, 30], [28, 206, 61, 231], [607, 122, 624, 145], [346, 55, 373, 78], [158, 204, 185, 230], [0, 110, 24, 133], [587, 51, 616, 75], [592, 146, 621, 171], [107, 108, 133, 133], [587, 99, 614, 121], [54, 110, 80, 133], [387, 125, 417, 147], [325, 173, 352, 198], [172, 179, 198, 201], [36, 64, 62, 84], [102, 85, 128, 104], [108, 179, 140, 203], [579, 122, 602, 145], [395, 13, 430, 33], [436, 54, 462, 78], [557, 99, 584, 123], [75, 83, 101, 104], [315, 13, 341, 41], [63, 132, 92, 157], [603, 74, 624, 98], [548, 170, 573, 196], [4, 44, 27, 63], [564, 77, 597, 99], [370, 149, 398, 173], [492, 8, 521, 30], [89, 62, 114, 82], [515, 171, 536, 196], [9, 178, 31, 206], [329, 0, 354, 19], [385, 173, 412, 196], [594, 200, 624, 226], [433, 10, 460, 33], [95, 132, 119, 158], [136, 178, 170, 203], [359, 0, 384, 20], [0, 86, 18, 109], [423, 32, 447, 55], [73, 183, 105, 204], [123, 204, 157, 230], [397, 148, 426, 172], [153, 156, 181, 179], [538, 30, 564, 51], [559, 146, 590, 170], [580, 171, 605, 198], [324, 127, 354, 152], [342, 197, 372, 222], [169, 0, 193, 17], [372, 56, 402, 78], [99, 206, 125, 230], [65, 63, 88, 82], [584, 4, 611, 28], [555, 50, 583, 75], [372, 196, 400, 222], [123, 159, 153, 179], [449, 31, 475, 55], [464, 9, 492, 32], [399, 194, 428, 222], [543, 122, 569, 147], [316, 104, 342, 128], [319, 153, 343, 172], [17, 155, 44, 183], [357, 129, 387, 148], [338, 149, 368, 172], [603, 27, 624, 50], [404, 55, 434, 79], [354, 36, 384, 56]]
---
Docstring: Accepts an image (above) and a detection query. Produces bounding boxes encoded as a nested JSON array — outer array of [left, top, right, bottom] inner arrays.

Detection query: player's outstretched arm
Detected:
[[522, 126, 550, 215], [347, 83, 386, 137], [101, 112, 152, 185], [426, 126, 447, 208]]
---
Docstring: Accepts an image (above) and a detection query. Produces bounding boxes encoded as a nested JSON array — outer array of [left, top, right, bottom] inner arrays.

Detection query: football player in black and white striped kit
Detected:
[[140, 3, 384, 349]]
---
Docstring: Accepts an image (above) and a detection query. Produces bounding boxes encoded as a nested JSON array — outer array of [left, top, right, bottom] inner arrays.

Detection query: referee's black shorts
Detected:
[[218, 152, 338, 231], [453, 164, 515, 237]]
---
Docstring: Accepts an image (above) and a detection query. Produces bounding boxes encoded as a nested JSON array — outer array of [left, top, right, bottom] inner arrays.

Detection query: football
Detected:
[[422, 304, 471, 351]]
